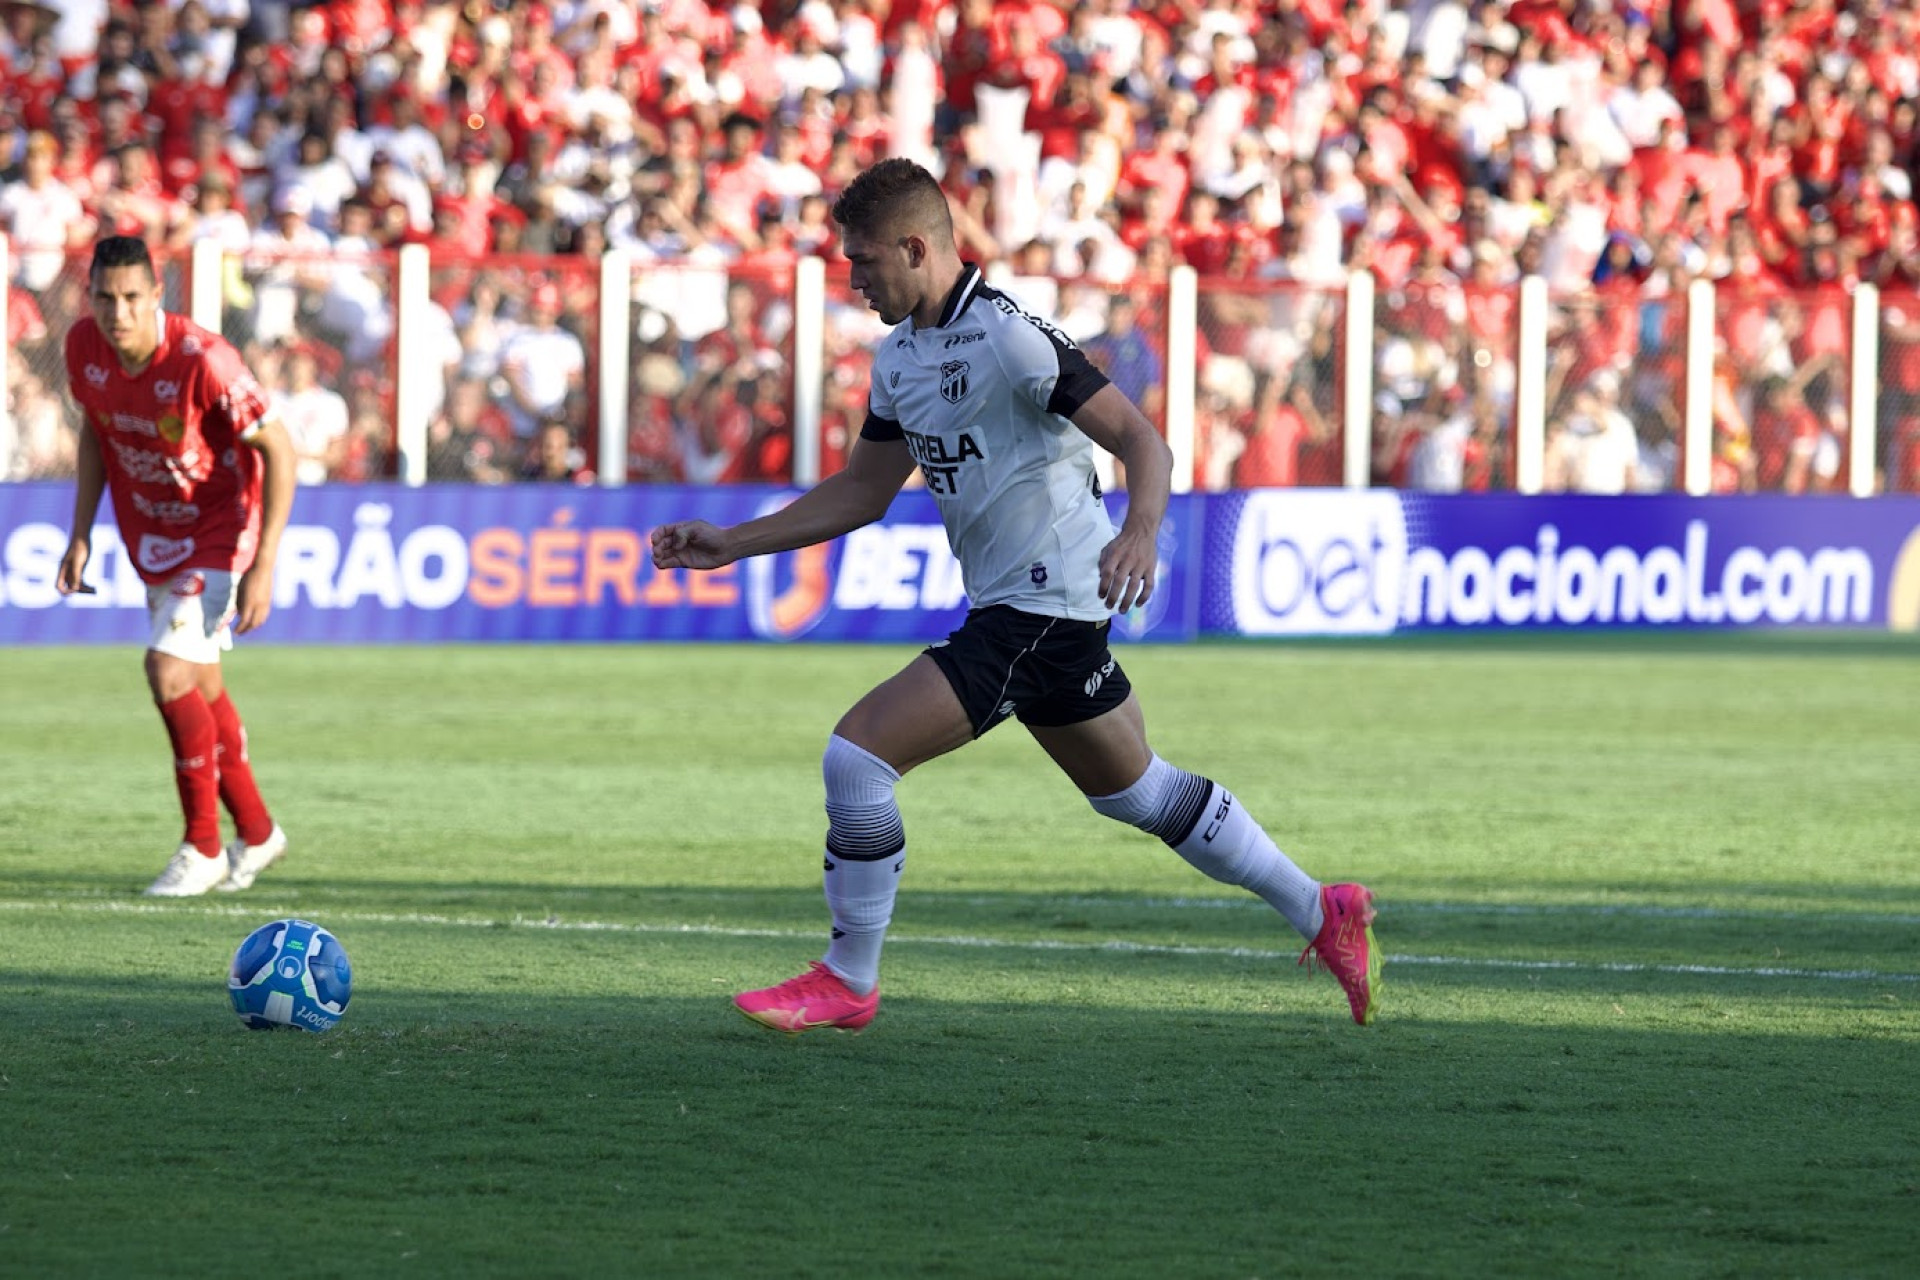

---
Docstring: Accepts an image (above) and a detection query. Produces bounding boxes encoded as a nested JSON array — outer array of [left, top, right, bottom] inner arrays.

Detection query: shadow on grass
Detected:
[[0, 970, 1914, 1280], [5, 872, 1917, 987]]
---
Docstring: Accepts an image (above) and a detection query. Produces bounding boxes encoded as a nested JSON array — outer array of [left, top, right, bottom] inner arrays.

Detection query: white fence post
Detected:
[[791, 255, 826, 486], [1343, 271, 1375, 489], [189, 238, 222, 331], [597, 248, 631, 487], [1683, 277, 1716, 495], [392, 243, 431, 487], [1165, 265, 1197, 494], [1514, 275, 1549, 494], [0, 236, 10, 422], [1850, 282, 1880, 497]]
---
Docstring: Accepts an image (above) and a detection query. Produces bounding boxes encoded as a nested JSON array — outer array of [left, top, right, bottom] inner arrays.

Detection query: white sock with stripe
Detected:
[[1089, 754, 1323, 940], [819, 735, 904, 995]]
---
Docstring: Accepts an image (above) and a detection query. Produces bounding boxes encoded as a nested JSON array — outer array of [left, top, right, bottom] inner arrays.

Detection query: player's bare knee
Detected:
[[144, 651, 197, 704]]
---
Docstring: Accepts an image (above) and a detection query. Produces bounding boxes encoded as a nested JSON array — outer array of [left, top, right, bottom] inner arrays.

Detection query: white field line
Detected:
[[2, 898, 1915, 985], [15, 889, 1917, 925]]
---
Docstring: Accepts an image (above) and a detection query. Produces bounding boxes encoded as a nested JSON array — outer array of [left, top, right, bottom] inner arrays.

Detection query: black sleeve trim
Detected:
[[1046, 342, 1111, 419], [860, 410, 904, 441]]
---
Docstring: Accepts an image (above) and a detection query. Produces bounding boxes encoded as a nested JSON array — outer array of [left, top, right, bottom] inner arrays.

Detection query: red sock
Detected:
[[158, 691, 223, 856], [208, 691, 275, 847]]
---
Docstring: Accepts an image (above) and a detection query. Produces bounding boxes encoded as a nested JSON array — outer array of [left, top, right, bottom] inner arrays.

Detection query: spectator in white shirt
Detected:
[[272, 343, 351, 486], [496, 281, 586, 439], [773, 17, 847, 111], [1545, 371, 1640, 494], [1607, 59, 1686, 151], [245, 184, 332, 346], [0, 130, 91, 294], [366, 92, 446, 190], [763, 120, 824, 217]]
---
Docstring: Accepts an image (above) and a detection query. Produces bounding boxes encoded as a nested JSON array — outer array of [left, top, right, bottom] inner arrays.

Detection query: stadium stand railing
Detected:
[[4, 235, 1912, 495]]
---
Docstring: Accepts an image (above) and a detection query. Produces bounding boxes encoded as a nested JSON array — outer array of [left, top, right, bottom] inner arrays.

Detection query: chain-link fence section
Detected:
[[625, 259, 796, 485], [1718, 283, 1855, 494], [1878, 287, 1920, 493], [1191, 277, 1342, 491]]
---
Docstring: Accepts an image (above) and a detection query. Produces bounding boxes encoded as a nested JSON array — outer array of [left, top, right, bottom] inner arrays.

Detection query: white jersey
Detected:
[[864, 264, 1117, 620]]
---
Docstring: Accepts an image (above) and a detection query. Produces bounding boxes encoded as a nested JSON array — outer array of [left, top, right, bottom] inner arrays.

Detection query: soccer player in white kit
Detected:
[[651, 159, 1380, 1030]]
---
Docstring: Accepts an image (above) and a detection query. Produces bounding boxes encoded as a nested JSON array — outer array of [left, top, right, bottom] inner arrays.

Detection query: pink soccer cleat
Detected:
[[734, 961, 881, 1034], [1299, 882, 1382, 1026]]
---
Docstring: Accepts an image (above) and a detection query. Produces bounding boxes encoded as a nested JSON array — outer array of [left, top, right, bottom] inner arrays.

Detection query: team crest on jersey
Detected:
[[940, 360, 970, 404], [84, 364, 110, 387], [181, 335, 203, 356], [1029, 562, 1048, 586], [157, 413, 185, 443]]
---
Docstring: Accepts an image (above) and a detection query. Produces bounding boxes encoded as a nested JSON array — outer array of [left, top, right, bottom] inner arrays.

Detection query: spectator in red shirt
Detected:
[[161, 116, 242, 204], [1751, 374, 1824, 493], [1114, 122, 1190, 242], [703, 111, 776, 249], [983, 10, 1067, 113], [434, 141, 510, 256], [1233, 372, 1327, 489], [1026, 69, 1103, 164], [939, 0, 999, 133], [1686, 121, 1748, 235], [1754, 176, 1812, 283], [1172, 189, 1235, 276], [92, 141, 193, 249]]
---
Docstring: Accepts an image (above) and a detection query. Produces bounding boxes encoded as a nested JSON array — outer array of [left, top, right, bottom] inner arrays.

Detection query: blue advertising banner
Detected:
[[0, 483, 1203, 645], [1203, 491, 1920, 634], [5, 483, 1917, 643]]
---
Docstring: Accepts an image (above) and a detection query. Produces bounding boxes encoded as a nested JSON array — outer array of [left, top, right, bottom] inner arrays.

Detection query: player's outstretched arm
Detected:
[[652, 436, 915, 570], [57, 425, 108, 596], [1072, 384, 1172, 613], [236, 419, 298, 634]]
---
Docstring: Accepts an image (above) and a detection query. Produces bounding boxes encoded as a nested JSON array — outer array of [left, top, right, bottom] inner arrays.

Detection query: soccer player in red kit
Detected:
[[56, 236, 299, 898]]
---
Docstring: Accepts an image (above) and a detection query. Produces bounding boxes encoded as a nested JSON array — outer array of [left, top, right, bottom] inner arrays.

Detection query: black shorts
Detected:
[[923, 605, 1133, 738]]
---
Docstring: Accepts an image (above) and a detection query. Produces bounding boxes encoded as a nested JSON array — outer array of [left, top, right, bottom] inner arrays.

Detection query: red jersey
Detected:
[[65, 311, 273, 585]]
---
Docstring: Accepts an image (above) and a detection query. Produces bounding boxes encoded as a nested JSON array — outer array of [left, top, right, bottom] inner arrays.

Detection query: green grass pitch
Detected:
[[2, 636, 1917, 1278]]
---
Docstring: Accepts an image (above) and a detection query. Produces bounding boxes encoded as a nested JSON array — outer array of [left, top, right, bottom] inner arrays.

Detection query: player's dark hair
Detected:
[[831, 158, 953, 244], [89, 235, 157, 284]]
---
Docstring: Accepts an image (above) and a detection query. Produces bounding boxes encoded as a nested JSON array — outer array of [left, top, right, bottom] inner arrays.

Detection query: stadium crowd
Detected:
[[4, 0, 1919, 491]]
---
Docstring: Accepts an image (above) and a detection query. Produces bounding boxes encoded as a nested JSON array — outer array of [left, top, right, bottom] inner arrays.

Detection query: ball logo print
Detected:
[[229, 918, 353, 1033]]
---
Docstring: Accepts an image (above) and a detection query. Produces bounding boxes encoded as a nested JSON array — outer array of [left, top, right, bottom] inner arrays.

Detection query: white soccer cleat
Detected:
[[145, 845, 232, 897], [219, 824, 288, 892]]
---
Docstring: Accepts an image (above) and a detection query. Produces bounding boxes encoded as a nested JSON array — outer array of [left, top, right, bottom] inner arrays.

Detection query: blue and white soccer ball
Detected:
[[228, 918, 352, 1033]]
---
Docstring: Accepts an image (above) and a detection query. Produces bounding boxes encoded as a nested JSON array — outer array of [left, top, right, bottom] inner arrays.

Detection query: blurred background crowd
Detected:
[[4, 0, 1919, 493]]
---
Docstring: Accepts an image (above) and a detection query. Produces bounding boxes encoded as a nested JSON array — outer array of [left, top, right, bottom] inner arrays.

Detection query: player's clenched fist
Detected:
[[651, 520, 734, 571]]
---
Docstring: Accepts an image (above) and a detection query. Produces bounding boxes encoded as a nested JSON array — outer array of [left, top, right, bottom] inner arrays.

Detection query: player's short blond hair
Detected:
[[831, 158, 954, 246]]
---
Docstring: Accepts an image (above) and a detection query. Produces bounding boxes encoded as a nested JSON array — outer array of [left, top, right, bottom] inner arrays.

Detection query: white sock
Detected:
[[819, 735, 904, 995], [1090, 755, 1324, 940], [823, 851, 903, 996]]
